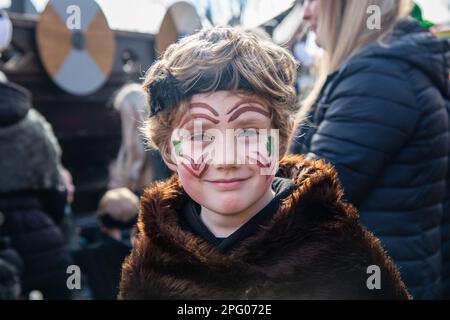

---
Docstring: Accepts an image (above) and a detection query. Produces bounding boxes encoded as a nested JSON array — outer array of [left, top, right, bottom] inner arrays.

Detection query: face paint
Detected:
[[179, 153, 210, 178], [171, 91, 278, 217], [238, 129, 278, 176], [246, 152, 271, 167], [224, 99, 275, 173], [226, 99, 272, 123], [172, 121, 213, 179], [267, 135, 273, 157], [190, 103, 219, 116], [174, 103, 223, 179], [172, 140, 182, 157]]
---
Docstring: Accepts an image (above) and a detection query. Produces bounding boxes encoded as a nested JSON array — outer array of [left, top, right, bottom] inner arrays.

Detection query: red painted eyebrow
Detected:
[[180, 113, 220, 128], [179, 113, 219, 129], [190, 114, 220, 124], [226, 99, 271, 122], [189, 103, 219, 116], [228, 106, 271, 122], [226, 98, 268, 115], [179, 103, 220, 128]]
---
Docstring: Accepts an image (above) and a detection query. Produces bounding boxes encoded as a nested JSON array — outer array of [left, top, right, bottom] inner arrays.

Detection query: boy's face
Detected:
[[167, 91, 279, 215]]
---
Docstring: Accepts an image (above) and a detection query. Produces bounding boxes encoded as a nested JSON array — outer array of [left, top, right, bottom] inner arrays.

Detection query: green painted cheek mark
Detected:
[[172, 140, 182, 156], [266, 136, 273, 157]]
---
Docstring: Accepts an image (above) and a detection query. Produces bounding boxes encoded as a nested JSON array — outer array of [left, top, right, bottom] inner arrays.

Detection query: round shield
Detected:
[[156, 1, 202, 55], [36, 0, 115, 96]]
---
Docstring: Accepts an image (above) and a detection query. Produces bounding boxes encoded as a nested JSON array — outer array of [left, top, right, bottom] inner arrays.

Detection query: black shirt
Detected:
[[73, 237, 132, 300], [179, 177, 295, 253]]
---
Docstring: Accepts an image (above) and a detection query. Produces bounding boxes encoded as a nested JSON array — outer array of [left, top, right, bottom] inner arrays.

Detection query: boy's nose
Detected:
[[213, 162, 239, 171], [210, 144, 239, 168]]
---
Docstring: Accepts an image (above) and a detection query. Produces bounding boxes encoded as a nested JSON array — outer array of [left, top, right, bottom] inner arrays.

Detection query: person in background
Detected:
[[59, 167, 79, 252], [0, 259, 20, 300], [108, 84, 171, 195], [290, 0, 450, 299], [74, 188, 137, 300], [0, 9, 13, 83], [0, 216, 23, 300], [0, 81, 73, 300]]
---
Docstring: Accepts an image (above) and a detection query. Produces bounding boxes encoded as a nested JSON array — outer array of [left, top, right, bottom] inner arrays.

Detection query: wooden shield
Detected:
[[155, 1, 202, 56], [36, 0, 115, 95]]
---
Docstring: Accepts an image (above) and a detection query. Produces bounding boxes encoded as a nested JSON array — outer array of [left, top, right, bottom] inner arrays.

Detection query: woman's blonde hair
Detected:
[[297, 0, 413, 121], [143, 26, 299, 162], [109, 83, 154, 192]]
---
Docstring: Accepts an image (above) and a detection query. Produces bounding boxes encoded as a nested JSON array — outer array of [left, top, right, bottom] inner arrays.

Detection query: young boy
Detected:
[[119, 26, 410, 299]]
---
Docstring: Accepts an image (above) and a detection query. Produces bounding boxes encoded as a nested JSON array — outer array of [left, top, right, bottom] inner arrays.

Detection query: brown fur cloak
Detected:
[[119, 155, 410, 299]]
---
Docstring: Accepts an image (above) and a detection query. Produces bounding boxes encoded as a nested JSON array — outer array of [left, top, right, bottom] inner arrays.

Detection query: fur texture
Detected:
[[119, 155, 410, 299], [0, 109, 62, 192]]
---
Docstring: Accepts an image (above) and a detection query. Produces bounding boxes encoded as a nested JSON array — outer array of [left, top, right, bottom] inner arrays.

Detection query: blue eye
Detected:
[[191, 132, 214, 142], [236, 128, 259, 138]]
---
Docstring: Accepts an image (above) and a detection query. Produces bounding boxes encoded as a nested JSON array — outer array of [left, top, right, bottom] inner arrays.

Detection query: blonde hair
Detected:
[[109, 83, 154, 192], [98, 187, 139, 223], [143, 26, 299, 162], [297, 0, 413, 121]]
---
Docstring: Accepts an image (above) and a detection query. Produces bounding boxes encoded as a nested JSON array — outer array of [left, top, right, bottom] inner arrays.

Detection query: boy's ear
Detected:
[[288, 117, 295, 133], [164, 159, 178, 173], [161, 149, 178, 172]]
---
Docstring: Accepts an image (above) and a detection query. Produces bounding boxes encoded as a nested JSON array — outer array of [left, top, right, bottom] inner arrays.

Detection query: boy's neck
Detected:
[[199, 186, 276, 238]]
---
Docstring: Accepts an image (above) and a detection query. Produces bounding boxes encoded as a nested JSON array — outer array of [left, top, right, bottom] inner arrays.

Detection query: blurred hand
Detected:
[[60, 167, 75, 204]]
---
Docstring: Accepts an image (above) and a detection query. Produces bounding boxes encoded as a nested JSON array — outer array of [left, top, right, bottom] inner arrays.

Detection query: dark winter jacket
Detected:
[[290, 20, 450, 299], [119, 155, 410, 300], [0, 80, 72, 299], [0, 194, 72, 299], [74, 236, 131, 300]]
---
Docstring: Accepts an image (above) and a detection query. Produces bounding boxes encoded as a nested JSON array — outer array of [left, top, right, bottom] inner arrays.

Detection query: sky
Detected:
[[416, 0, 450, 23], [0, 0, 294, 32], [0, 0, 449, 33]]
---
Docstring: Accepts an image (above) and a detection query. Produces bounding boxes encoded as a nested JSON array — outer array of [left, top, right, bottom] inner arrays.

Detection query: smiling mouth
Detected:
[[205, 177, 250, 190], [214, 178, 248, 183], [208, 178, 249, 183]]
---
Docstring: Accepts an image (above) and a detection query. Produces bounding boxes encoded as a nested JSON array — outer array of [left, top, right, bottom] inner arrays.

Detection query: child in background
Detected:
[[74, 188, 137, 300]]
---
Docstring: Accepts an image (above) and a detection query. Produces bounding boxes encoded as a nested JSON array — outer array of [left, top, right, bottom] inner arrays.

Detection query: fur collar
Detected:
[[120, 155, 409, 299], [138, 154, 357, 261]]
